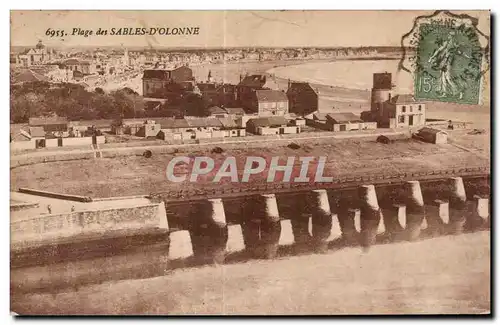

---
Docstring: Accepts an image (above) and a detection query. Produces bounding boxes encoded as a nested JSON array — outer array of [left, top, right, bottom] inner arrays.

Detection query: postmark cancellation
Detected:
[[400, 11, 490, 105]]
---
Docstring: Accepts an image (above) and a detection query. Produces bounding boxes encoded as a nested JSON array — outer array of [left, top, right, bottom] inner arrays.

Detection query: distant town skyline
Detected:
[[11, 10, 490, 49]]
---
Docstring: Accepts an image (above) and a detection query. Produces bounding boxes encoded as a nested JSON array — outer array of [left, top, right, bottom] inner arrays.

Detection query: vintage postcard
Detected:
[[10, 10, 491, 315]]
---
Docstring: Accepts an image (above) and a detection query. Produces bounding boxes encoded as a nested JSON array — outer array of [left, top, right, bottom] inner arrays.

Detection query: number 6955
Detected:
[[45, 28, 65, 37]]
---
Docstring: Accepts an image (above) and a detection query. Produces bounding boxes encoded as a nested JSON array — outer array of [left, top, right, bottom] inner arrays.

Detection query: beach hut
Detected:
[[414, 127, 448, 144]]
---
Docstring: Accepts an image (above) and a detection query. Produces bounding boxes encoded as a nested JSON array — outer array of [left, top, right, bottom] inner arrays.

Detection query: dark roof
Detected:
[[326, 113, 363, 124], [197, 83, 218, 92], [218, 117, 240, 129], [143, 70, 170, 79], [312, 112, 328, 120], [417, 127, 448, 135], [390, 94, 421, 104], [287, 82, 317, 94], [238, 75, 266, 88], [29, 117, 68, 126], [186, 118, 223, 128], [29, 126, 45, 137], [223, 107, 246, 115], [247, 116, 288, 128], [255, 90, 288, 102], [35, 40, 45, 49], [157, 118, 190, 129], [207, 106, 226, 115], [143, 66, 191, 80]]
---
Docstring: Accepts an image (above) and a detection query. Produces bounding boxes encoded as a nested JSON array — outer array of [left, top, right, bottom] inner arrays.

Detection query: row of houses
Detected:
[[10, 117, 107, 150], [112, 114, 304, 140], [142, 67, 321, 117], [143, 69, 430, 134]]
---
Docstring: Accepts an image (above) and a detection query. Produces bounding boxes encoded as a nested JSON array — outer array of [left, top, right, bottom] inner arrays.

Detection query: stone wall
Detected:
[[12, 202, 168, 247]]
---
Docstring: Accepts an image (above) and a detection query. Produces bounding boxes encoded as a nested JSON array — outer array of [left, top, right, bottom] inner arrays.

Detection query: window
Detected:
[[409, 105, 413, 112], [418, 105, 422, 111], [401, 105, 406, 113], [398, 115, 405, 123]]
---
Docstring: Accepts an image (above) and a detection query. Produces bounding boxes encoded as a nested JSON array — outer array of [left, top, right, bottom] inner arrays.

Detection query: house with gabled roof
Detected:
[[244, 89, 289, 116], [246, 116, 299, 135], [378, 94, 426, 128], [29, 116, 68, 133], [286, 82, 319, 116], [305, 111, 377, 132]]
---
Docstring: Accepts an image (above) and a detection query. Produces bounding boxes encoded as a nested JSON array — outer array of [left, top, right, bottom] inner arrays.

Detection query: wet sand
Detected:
[[11, 231, 490, 315]]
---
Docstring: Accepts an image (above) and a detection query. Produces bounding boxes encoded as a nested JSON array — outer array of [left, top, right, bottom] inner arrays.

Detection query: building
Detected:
[[156, 117, 245, 140], [379, 95, 426, 128], [142, 66, 194, 100], [137, 120, 163, 138], [15, 41, 53, 67], [236, 74, 267, 109], [60, 59, 96, 75], [370, 72, 393, 113], [246, 116, 299, 135], [245, 89, 289, 116], [10, 124, 105, 151], [413, 127, 448, 144], [218, 117, 246, 137], [223, 107, 246, 116], [28, 117, 68, 133], [185, 117, 223, 131], [365, 73, 426, 128], [112, 118, 146, 135], [325, 113, 377, 132], [305, 112, 376, 131], [28, 126, 46, 138], [286, 82, 319, 116], [207, 106, 246, 118], [156, 118, 192, 138], [197, 83, 238, 108], [207, 106, 227, 117]]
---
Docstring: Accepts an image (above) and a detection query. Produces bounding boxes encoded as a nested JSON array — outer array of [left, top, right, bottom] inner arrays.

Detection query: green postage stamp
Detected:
[[400, 11, 490, 104]]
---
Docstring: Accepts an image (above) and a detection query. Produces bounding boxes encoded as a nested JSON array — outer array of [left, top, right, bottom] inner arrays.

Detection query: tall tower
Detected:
[[370, 72, 393, 113]]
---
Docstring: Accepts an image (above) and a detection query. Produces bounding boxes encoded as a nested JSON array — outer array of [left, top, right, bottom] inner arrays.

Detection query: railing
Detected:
[[161, 166, 490, 204]]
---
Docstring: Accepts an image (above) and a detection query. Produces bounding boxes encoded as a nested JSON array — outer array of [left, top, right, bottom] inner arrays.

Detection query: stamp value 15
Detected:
[[401, 11, 489, 105]]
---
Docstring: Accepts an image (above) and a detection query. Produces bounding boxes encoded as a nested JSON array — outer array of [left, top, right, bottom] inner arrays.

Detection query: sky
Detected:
[[10, 10, 490, 48]]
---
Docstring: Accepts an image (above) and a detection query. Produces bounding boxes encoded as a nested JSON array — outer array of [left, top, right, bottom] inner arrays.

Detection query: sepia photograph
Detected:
[[9, 9, 491, 315]]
